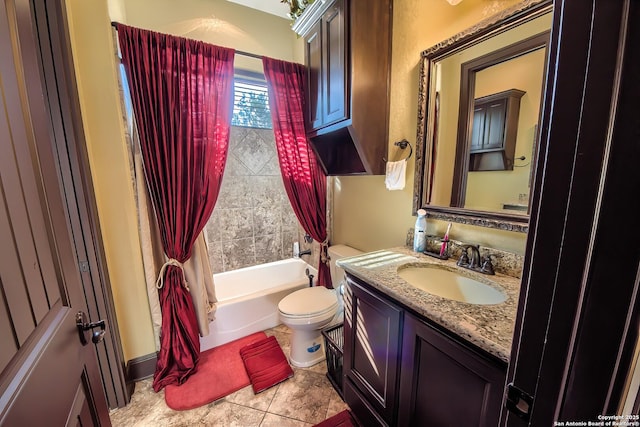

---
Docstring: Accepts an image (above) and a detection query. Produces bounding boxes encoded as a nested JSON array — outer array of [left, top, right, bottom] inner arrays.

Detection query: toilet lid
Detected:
[[279, 287, 338, 317]]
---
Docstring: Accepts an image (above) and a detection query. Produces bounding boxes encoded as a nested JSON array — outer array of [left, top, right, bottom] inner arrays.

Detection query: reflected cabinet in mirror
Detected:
[[413, 0, 553, 232]]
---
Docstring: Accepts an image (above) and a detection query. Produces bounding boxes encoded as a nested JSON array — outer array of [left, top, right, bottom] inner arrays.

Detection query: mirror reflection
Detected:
[[414, 2, 553, 228]]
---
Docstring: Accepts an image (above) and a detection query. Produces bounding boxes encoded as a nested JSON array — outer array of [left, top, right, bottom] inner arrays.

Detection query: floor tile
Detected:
[[305, 359, 329, 375], [109, 325, 346, 427], [267, 369, 334, 424], [225, 383, 278, 412], [109, 379, 158, 426], [134, 399, 208, 427], [198, 400, 265, 426], [265, 326, 291, 354], [260, 412, 313, 427], [326, 393, 349, 419]]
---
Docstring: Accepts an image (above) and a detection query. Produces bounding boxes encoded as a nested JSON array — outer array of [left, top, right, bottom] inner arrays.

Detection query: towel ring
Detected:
[[384, 139, 413, 163]]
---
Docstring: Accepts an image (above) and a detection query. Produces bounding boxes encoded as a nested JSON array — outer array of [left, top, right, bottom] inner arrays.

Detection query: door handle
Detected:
[[76, 311, 106, 345], [505, 382, 533, 421]]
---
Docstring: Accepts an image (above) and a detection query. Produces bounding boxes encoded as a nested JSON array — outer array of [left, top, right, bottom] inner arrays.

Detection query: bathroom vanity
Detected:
[[338, 248, 521, 426]]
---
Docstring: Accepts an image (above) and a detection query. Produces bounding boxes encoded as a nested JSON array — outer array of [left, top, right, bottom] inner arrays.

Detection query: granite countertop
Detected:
[[337, 247, 521, 363]]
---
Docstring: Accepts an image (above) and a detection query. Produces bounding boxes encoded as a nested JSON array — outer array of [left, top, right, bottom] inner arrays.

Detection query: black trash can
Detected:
[[322, 323, 344, 398]]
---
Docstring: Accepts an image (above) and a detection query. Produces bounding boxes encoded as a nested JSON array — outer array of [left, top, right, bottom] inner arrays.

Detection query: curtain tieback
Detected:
[[156, 258, 189, 290], [320, 238, 330, 265]]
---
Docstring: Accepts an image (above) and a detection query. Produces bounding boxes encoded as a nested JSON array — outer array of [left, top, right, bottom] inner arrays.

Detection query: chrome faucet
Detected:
[[458, 245, 479, 269], [457, 244, 495, 275], [298, 249, 312, 257]]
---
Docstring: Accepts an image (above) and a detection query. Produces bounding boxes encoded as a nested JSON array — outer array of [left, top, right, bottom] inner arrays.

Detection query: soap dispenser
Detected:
[[413, 209, 427, 252]]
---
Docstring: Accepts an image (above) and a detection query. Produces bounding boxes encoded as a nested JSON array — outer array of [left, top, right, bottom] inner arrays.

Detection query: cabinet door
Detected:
[[304, 20, 323, 130], [398, 314, 506, 427], [344, 277, 402, 425], [483, 99, 507, 150], [321, 0, 347, 126], [470, 98, 507, 153], [470, 105, 487, 152]]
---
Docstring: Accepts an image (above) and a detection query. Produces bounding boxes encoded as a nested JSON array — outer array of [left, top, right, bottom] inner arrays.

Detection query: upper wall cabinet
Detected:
[[304, 2, 346, 131], [469, 89, 525, 171], [293, 0, 393, 175]]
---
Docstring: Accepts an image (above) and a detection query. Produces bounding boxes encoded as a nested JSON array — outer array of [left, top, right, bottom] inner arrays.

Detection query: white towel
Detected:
[[385, 159, 407, 190]]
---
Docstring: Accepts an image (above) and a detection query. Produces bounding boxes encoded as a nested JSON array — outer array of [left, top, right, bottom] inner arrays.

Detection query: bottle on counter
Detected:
[[413, 209, 427, 252]]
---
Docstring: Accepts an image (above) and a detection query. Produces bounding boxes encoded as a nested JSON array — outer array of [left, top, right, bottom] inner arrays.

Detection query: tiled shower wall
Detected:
[[205, 126, 305, 273]]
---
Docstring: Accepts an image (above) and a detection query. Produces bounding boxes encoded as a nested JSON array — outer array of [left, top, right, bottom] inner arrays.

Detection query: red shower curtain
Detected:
[[117, 24, 234, 391], [262, 57, 332, 289]]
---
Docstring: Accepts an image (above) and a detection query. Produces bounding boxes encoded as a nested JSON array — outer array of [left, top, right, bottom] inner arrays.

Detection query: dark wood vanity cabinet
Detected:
[[343, 274, 507, 426], [397, 313, 507, 427], [343, 276, 402, 426], [294, 0, 392, 175]]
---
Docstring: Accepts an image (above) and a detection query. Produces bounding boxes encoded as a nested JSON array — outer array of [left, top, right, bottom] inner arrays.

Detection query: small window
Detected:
[[232, 79, 272, 129]]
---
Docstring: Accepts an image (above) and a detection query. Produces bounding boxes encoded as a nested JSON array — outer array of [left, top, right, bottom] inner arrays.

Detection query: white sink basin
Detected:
[[398, 265, 507, 305]]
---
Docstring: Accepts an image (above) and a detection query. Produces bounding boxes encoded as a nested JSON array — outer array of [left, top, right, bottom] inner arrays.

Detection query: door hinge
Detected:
[[505, 382, 534, 422], [79, 261, 90, 272]]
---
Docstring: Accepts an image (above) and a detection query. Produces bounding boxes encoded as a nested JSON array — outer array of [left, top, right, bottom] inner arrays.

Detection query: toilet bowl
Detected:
[[278, 286, 338, 367], [278, 244, 363, 368]]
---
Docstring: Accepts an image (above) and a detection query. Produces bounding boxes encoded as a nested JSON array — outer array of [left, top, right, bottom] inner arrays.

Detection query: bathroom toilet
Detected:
[[278, 244, 362, 367], [278, 287, 338, 367]]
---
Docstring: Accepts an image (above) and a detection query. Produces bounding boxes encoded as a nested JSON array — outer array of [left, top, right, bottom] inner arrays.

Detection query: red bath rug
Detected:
[[313, 410, 358, 427], [164, 332, 267, 410], [240, 335, 294, 393]]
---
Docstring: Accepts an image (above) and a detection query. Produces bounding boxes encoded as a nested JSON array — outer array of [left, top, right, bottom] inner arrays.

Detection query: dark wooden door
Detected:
[[504, 0, 640, 424], [0, 0, 110, 425], [344, 276, 402, 426], [398, 313, 506, 427]]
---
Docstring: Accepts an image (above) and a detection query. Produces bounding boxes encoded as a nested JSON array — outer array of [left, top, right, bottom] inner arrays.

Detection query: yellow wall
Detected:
[[65, 0, 155, 361], [333, 0, 531, 255], [67, 0, 303, 361]]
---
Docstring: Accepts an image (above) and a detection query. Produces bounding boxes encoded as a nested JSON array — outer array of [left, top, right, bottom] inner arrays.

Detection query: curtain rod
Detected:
[[110, 21, 264, 61], [236, 50, 263, 60]]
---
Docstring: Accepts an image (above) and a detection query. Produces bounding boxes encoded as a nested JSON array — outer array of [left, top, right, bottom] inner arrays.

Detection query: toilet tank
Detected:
[[328, 245, 363, 287]]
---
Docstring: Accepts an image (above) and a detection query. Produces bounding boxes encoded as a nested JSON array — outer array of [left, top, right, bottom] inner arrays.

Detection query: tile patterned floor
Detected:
[[109, 325, 348, 427]]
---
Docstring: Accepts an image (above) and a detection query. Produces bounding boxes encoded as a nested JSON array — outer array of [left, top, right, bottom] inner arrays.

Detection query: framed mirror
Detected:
[[413, 0, 553, 233]]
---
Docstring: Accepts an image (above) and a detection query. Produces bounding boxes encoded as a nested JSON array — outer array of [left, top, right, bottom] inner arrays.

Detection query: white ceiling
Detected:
[[224, 0, 290, 19]]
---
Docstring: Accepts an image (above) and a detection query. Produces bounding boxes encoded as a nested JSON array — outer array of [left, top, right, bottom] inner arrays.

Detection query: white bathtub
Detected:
[[200, 258, 317, 351]]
